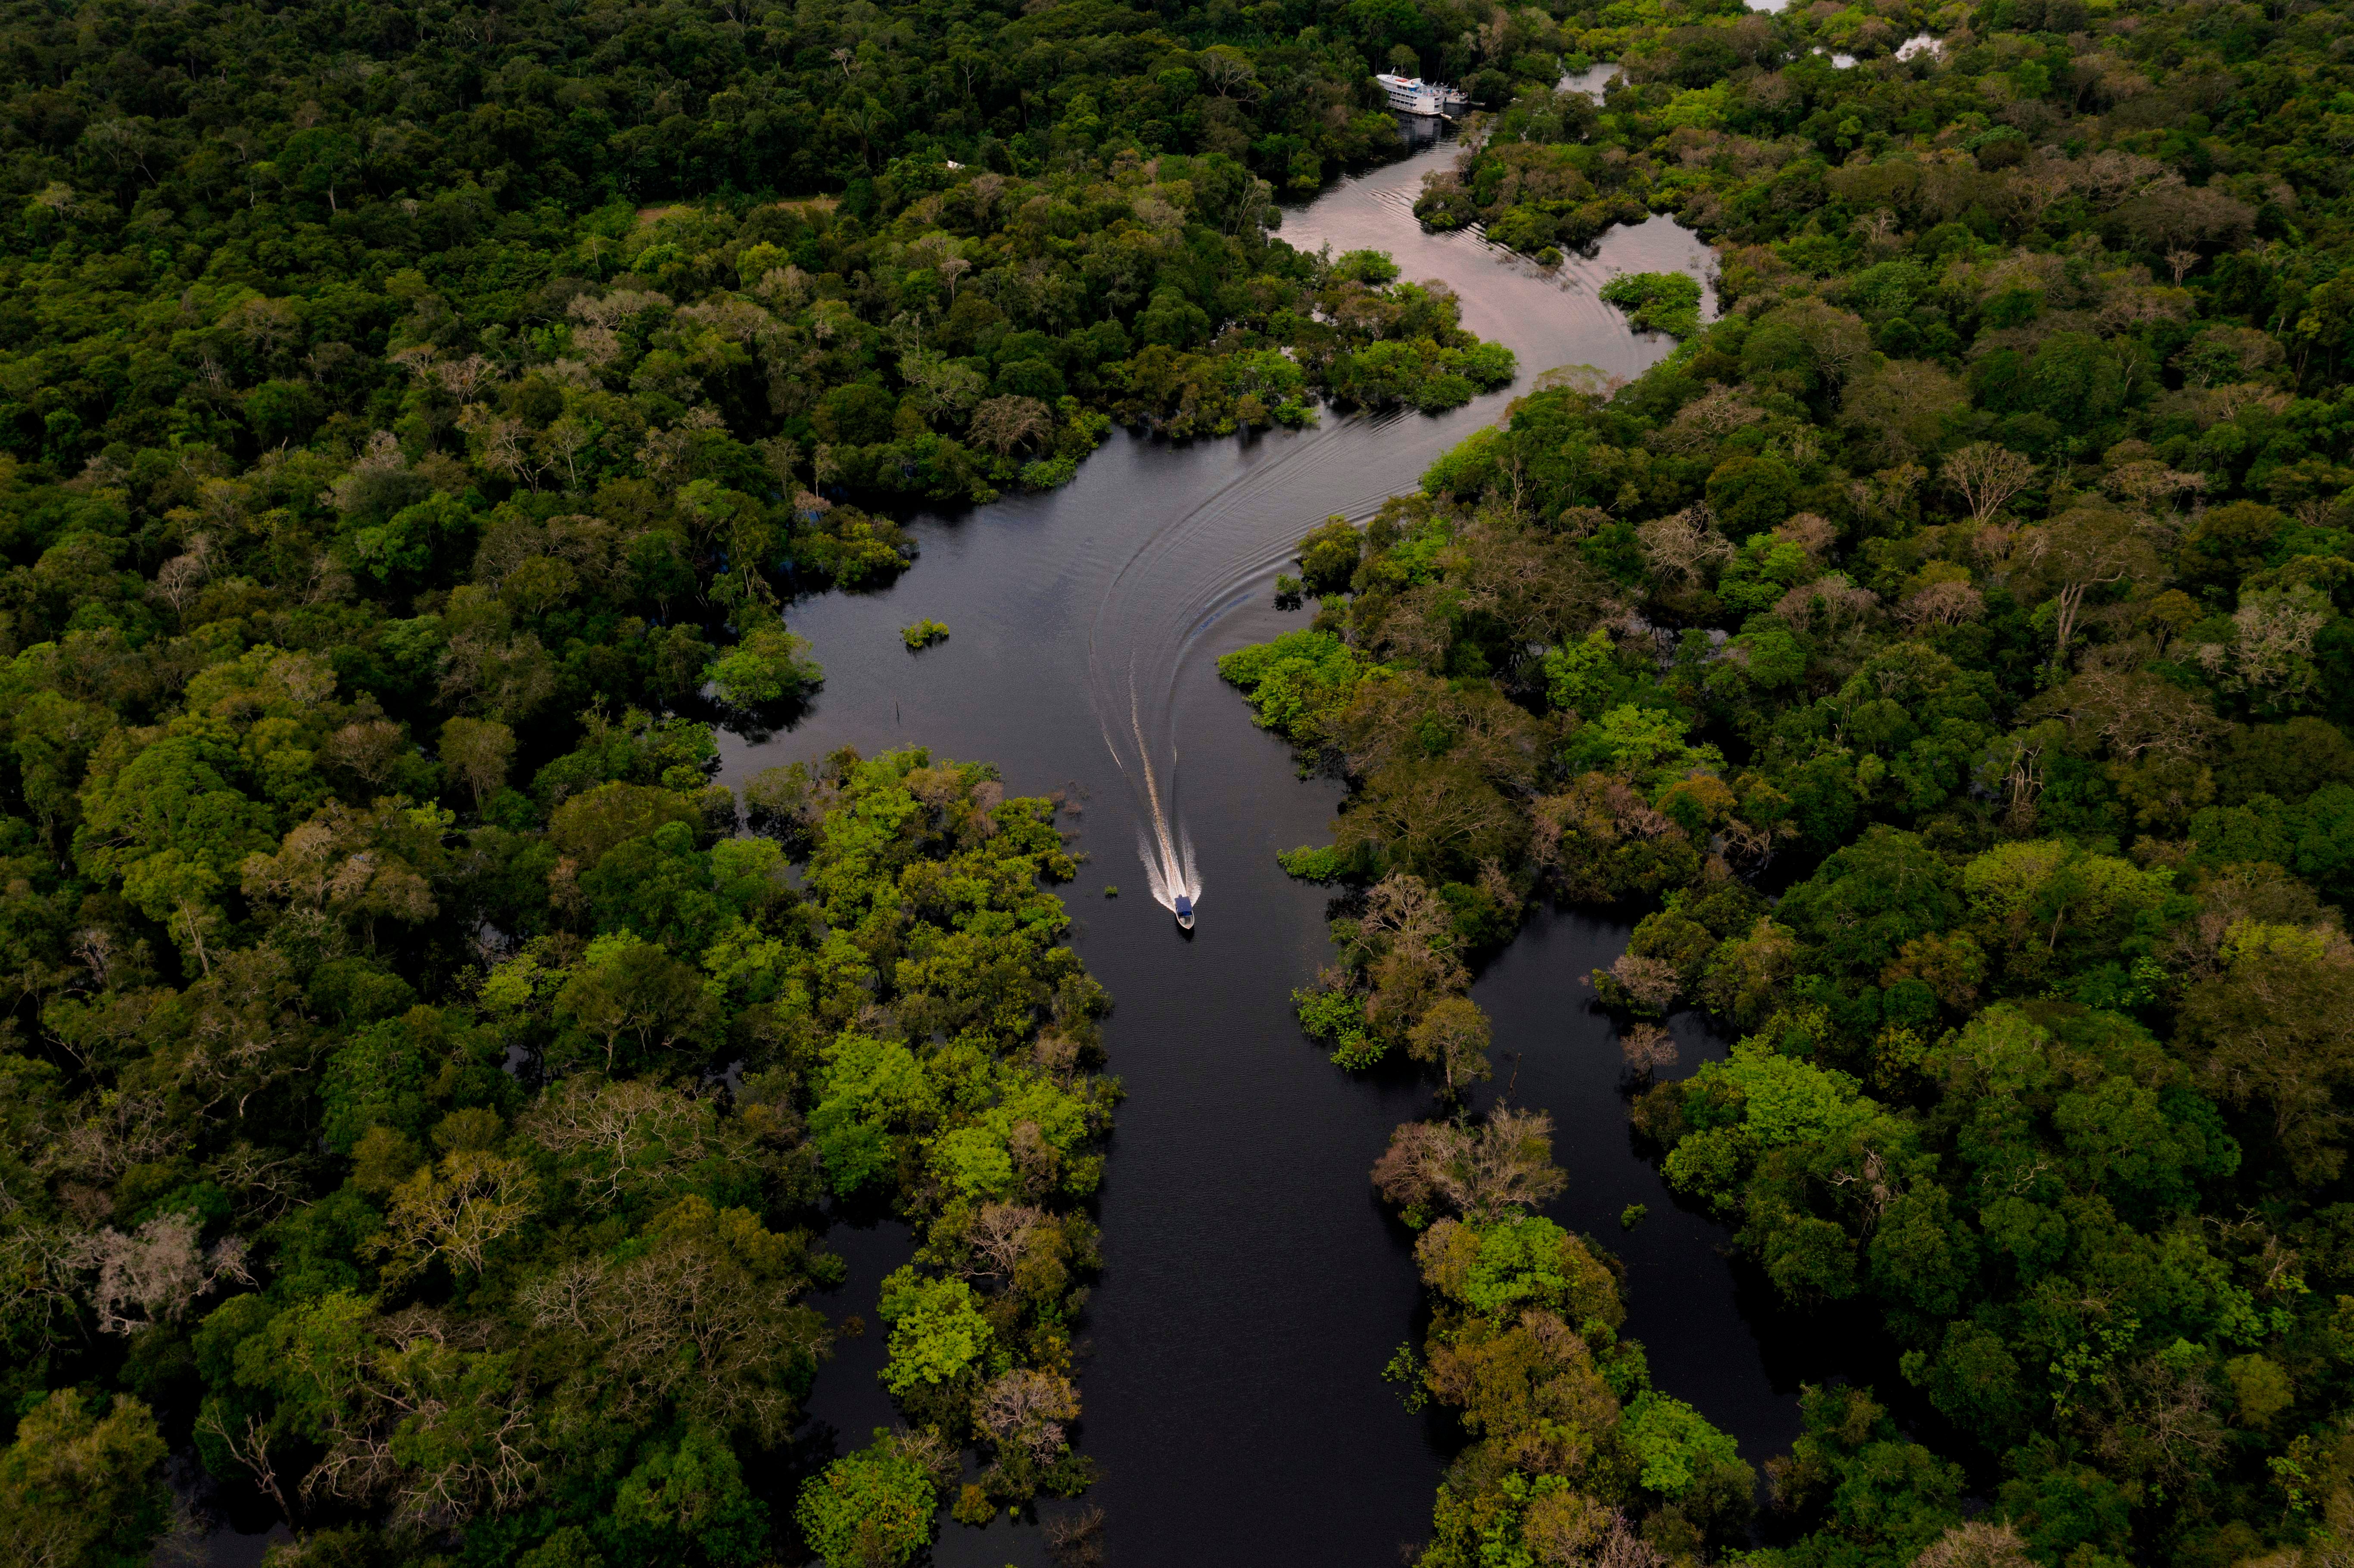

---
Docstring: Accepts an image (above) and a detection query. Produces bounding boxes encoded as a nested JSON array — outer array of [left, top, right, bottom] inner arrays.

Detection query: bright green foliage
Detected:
[[1277, 843, 1351, 882], [1295, 986, 1379, 1067], [1385, 1109, 1752, 1568], [5, 665, 1103, 1568], [1600, 272, 1706, 339], [811, 1034, 937, 1195], [1457, 1217, 1591, 1318], [1622, 1391, 1744, 1497], [1543, 629, 1618, 716], [1689, 1042, 1874, 1150], [702, 622, 823, 707], [876, 1268, 1000, 1396], [1217, 630, 1371, 752], [795, 1437, 939, 1568], [900, 619, 950, 651]]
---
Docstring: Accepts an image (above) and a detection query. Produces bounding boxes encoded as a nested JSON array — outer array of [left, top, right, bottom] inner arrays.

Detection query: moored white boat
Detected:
[[1375, 73, 1468, 117]]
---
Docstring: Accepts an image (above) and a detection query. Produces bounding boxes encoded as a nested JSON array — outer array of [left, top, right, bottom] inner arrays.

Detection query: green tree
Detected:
[[0, 1390, 169, 1568]]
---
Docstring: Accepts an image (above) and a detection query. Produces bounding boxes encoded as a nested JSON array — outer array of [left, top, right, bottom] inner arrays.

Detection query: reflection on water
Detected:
[[1559, 59, 1622, 100], [1281, 140, 1719, 363], [732, 141, 1793, 1568], [1389, 107, 1452, 151]]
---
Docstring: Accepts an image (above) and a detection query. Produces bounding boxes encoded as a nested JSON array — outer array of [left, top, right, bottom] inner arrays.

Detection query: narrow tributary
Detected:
[[731, 137, 1802, 1568]]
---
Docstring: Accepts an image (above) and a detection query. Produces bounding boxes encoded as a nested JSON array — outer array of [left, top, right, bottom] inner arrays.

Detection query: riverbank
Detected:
[[726, 137, 1794, 1565]]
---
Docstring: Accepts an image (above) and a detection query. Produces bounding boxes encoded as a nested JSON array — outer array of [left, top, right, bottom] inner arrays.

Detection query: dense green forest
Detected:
[[1223, 0, 2354, 1567], [15, 0, 2354, 1560], [0, 0, 1566, 1559]]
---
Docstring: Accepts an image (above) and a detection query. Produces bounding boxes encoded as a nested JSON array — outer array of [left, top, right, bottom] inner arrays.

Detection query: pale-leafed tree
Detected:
[[1775, 511, 1837, 559], [1604, 952, 1679, 1012], [1635, 507, 1734, 587], [149, 533, 212, 616], [961, 1202, 1049, 1281], [1620, 1021, 1679, 1078], [1195, 44, 1260, 99], [1650, 385, 1763, 453], [970, 394, 1056, 455], [73, 1211, 250, 1334], [976, 1368, 1081, 1464], [225, 295, 302, 357], [430, 352, 498, 404], [1773, 574, 1880, 637], [2230, 586, 2332, 693], [2102, 459, 2206, 510], [2015, 506, 2163, 662], [1411, 997, 1494, 1100], [322, 717, 406, 788], [518, 1204, 830, 1444], [899, 350, 990, 420], [537, 417, 594, 490], [374, 1150, 539, 1282], [520, 1078, 713, 1206], [1943, 441, 2036, 525], [438, 716, 515, 809], [1900, 577, 1985, 627], [567, 288, 672, 330], [1914, 1521, 2036, 1568], [1371, 1105, 1568, 1221]]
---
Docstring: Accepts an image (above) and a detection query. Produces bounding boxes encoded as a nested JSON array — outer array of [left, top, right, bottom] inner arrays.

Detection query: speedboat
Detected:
[[1174, 894, 1194, 930]]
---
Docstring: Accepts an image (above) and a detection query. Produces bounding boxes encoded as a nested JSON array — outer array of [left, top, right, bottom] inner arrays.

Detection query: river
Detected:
[[715, 138, 1824, 1567]]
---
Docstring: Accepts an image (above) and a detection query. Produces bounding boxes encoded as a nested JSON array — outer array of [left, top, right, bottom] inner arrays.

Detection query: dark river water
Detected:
[[712, 140, 1816, 1567]]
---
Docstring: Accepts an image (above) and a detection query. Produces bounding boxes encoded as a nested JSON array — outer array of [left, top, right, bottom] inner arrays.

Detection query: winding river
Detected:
[[728, 141, 1806, 1566]]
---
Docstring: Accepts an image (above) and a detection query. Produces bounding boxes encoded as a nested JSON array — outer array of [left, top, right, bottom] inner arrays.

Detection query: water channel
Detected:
[[723, 137, 1824, 1567]]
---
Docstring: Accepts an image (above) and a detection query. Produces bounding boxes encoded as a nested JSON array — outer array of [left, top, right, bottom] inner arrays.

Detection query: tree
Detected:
[[976, 1368, 1081, 1468], [1407, 995, 1495, 1097], [554, 938, 715, 1073], [2015, 505, 2163, 663], [1636, 507, 1736, 587], [969, 395, 1055, 456], [1335, 759, 1523, 879], [796, 1437, 938, 1568], [382, 1145, 526, 1266], [1840, 359, 1965, 466], [0, 1390, 170, 1568], [1943, 442, 2036, 525], [703, 621, 823, 707], [875, 1268, 997, 1398], [1371, 1106, 1568, 1220], [610, 1427, 769, 1566], [440, 717, 516, 809], [2178, 926, 2354, 1180], [73, 1211, 250, 1335]]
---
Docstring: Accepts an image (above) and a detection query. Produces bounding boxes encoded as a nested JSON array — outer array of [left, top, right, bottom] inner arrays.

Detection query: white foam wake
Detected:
[[1137, 819, 1202, 915], [1121, 658, 1202, 918]]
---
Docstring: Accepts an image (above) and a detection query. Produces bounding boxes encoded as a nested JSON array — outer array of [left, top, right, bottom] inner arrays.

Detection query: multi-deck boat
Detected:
[[1375, 73, 1468, 117]]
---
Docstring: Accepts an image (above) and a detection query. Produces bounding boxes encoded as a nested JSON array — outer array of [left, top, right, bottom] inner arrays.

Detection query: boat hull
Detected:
[[1374, 72, 1467, 117]]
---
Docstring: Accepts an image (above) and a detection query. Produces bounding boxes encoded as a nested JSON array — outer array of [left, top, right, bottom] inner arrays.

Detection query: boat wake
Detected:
[[1084, 414, 1394, 930], [1118, 655, 1202, 919]]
